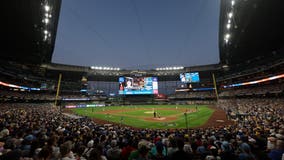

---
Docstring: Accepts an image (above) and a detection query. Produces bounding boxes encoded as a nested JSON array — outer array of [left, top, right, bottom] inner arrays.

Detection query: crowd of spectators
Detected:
[[0, 100, 283, 160], [0, 90, 56, 101], [172, 91, 215, 99], [217, 98, 283, 116], [0, 90, 92, 101], [219, 82, 284, 97]]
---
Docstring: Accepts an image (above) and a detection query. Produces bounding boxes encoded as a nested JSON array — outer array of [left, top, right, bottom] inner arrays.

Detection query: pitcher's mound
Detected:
[[144, 111, 154, 114], [154, 117, 166, 120]]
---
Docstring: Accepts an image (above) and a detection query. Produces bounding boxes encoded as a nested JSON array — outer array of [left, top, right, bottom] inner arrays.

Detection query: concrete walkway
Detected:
[[62, 113, 83, 119]]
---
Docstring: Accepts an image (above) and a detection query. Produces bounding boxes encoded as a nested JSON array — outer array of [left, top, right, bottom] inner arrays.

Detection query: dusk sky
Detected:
[[52, 0, 220, 69]]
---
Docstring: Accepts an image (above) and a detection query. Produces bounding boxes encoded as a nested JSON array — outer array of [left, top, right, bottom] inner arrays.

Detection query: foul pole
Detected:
[[54, 74, 62, 106], [212, 73, 219, 101]]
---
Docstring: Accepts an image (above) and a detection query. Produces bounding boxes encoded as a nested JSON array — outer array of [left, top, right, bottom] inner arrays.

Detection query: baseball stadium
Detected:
[[1, 0, 284, 160]]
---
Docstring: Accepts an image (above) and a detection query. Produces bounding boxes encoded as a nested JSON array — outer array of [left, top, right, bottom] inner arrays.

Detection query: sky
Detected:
[[52, 0, 220, 70]]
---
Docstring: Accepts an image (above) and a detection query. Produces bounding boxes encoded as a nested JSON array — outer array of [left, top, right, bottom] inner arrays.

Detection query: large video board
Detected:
[[180, 72, 200, 83], [119, 77, 158, 95]]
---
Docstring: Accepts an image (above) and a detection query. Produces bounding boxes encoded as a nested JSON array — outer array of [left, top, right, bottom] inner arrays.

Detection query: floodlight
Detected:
[[44, 35, 47, 41], [231, 0, 235, 6], [222, 64, 229, 68], [226, 23, 231, 29], [225, 33, 230, 39], [44, 5, 50, 12], [228, 12, 233, 18], [44, 18, 49, 24]]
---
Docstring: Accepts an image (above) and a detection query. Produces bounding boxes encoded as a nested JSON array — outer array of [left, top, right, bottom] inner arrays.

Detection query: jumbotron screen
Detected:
[[119, 77, 158, 95], [180, 72, 200, 83]]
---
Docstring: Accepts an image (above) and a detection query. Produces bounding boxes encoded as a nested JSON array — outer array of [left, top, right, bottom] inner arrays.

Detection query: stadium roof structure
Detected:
[[1, 0, 61, 64], [41, 63, 220, 82], [1, 0, 284, 83], [219, 0, 284, 67]]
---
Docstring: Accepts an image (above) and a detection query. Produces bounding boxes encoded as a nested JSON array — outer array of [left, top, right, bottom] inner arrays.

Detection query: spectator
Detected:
[[268, 140, 284, 160], [106, 140, 121, 160], [170, 138, 193, 160], [238, 142, 256, 160]]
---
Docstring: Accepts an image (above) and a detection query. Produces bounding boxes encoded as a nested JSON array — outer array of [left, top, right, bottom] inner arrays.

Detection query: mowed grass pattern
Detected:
[[116, 109, 182, 117], [72, 105, 214, 129]]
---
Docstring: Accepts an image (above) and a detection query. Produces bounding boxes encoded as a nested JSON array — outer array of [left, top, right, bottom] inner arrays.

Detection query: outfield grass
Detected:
[[71, 105, 214, 129]]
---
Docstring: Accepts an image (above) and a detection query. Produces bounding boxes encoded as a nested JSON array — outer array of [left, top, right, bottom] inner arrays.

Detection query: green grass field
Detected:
[[71, 105, 214, 129]]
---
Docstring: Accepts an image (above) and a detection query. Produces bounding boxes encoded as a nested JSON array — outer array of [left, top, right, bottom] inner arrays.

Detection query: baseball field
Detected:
[[70, 105, 230, 129]]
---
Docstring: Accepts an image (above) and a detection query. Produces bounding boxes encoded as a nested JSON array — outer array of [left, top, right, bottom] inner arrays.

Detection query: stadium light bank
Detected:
[[90, 66, 120, 71], [42, 3, 52, 41], [224, 0, 236, 44], [156, 66, 184, 71]]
